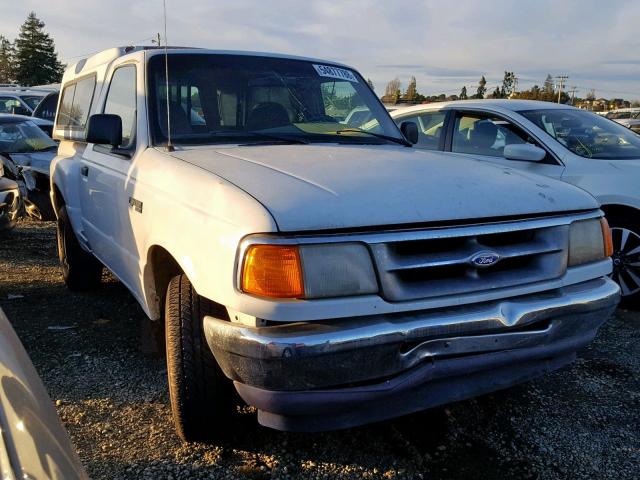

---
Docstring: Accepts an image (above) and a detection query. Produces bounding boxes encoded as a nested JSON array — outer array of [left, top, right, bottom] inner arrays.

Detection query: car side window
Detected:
[[399, 111, 446, 150], [0, 97, 22, 114], [452, 113, 532, 157], [104, 65, 137, 149]]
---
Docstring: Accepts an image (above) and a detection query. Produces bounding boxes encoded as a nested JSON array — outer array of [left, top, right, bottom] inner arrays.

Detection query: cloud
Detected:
[[1, 0, 638, 99]]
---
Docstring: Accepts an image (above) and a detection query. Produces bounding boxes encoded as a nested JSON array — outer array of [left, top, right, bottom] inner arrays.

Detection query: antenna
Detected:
[[163, 0, 174, 151]]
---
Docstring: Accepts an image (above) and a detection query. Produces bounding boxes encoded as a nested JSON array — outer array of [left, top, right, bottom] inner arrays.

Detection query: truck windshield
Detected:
[[519, 108, 640, 159], [147, 53, 405, 146]]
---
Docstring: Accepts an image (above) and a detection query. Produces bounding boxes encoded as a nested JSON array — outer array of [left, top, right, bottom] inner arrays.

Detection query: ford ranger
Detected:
[[50, 46, 619, 441]]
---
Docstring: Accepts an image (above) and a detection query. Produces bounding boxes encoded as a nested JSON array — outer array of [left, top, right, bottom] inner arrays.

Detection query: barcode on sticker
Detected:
[[313, 64, 359, 83]]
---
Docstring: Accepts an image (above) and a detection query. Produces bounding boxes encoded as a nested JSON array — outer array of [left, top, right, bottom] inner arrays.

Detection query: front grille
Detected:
[[369, 222, 569, 302]]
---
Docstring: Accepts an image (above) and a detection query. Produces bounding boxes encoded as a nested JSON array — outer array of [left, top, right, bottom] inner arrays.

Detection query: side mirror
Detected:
[[86, 114, 122, 147], [503, 144, 546, 162], [400, 121, 419, 144]]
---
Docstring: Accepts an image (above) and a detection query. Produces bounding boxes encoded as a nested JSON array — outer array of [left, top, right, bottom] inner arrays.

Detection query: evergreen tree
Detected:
[[14, 12, 64, 86], [475, 75, 487, 99], [543, 74, 554, 94], [404, 76, 417, 103], [0, 35, 16, 84], [490, 86, 502, 99], [366, 78, 375, 91], [501, 71, 516, 98], [459, 86, 468, 100]]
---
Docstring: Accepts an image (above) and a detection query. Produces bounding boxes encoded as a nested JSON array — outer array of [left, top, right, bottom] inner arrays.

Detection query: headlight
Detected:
[[241, 242, 378, 299], [568, 218, 613, 266]]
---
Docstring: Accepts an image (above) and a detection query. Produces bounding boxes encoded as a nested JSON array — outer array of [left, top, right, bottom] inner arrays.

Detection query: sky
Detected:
[[1, 0, 639, 100]]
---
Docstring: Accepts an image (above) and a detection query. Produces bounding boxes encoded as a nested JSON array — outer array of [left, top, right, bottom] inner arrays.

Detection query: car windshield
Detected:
[[147, 53, 405, 146], [519, 108, 640, 159], [20, 95, 43, 110], [0, 120, 57, 153]]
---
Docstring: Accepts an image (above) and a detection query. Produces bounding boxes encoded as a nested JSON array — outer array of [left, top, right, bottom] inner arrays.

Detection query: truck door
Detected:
[[79, 63, 142, 293]]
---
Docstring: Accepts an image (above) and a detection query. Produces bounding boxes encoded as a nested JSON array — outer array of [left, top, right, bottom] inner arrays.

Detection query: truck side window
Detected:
[[56, 76, 96, 138], [104, 65, 137, 149], [398, 111, 446, 150]]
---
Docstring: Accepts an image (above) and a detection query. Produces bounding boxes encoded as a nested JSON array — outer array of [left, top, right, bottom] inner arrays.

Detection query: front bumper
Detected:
[[204, 277, 619, 431]]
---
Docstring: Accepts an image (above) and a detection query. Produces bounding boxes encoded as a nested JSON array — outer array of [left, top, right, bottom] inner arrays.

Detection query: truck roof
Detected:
[[66, 46, 354, 78]]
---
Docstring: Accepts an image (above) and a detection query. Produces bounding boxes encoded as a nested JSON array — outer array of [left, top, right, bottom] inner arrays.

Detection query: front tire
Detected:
[[608, 214, 640, 307], [56, 206, 103, 291], [165, 274, 235, 442]]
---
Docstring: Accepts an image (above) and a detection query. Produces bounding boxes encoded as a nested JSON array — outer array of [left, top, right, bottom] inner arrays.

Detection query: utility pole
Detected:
[[568, 85, 578, 105], [555, 75, 569, 103], [152, 33, 161, 46]]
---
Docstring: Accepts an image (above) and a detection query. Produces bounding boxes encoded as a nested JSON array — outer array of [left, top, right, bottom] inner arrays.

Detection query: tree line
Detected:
[[379, 72, 637, 108], [0, 12, 64, 86]]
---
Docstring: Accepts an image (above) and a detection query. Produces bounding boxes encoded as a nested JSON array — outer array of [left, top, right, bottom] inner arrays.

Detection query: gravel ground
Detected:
[[0, 218, 638, 480]]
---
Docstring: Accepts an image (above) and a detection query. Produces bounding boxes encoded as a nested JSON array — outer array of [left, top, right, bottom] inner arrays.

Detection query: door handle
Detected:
[[81, 165, 89, 177]]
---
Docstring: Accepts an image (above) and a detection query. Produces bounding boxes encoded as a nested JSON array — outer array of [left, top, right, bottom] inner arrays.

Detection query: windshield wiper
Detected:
[[335, 128, 411, 147]]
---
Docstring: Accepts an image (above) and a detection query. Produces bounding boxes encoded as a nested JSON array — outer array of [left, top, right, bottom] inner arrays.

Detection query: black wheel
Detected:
[[165, 274, 235, 442], [608, 215, 640, 307], [56, 206, 103, 291]]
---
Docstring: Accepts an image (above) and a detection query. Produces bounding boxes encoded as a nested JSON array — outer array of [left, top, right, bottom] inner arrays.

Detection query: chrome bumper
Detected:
[[205, 278, 619, 392]]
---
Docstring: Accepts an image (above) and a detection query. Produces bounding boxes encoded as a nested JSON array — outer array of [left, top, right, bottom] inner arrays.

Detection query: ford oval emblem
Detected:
[[470, 251, 501, 268]]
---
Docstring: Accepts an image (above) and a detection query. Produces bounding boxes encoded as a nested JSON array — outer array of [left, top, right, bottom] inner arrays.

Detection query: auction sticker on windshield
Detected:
[[313, 64, 359, 83]]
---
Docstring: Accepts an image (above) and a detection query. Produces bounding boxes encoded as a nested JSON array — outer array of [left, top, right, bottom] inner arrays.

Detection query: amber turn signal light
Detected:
[[241, 245, 305, 298], [600, 217, 614, 258]]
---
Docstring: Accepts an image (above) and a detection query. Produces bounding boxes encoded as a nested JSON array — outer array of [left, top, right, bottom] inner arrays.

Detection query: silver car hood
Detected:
[[168, 144, 599, 232]]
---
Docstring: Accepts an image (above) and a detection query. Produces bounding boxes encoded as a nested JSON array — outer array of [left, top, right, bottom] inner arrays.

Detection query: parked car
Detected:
[[52, 46, 618, 441], [0, 172, 20, 231], [605, 107, 640, 120], [0, 115, 57, 220], [0, 308, 87, 479], [32, 91, 60, 124], [391, 100, 640, 304], [0, 86, 54, 116], [613, 111, 640, 132]]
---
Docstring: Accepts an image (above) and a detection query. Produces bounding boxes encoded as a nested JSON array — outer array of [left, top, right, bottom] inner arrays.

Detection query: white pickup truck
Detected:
[[51, 46, 619, 441]]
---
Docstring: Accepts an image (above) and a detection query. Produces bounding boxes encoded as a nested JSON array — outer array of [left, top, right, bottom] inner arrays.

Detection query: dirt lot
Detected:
[[0, 218, 639, 480]]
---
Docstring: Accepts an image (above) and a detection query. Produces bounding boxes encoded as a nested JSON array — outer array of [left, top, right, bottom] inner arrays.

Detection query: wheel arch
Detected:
[[143, 245, 184, 321], [143, 245, 231, 323], [600, 204, 640, 223], [51, 182, 65, 214]]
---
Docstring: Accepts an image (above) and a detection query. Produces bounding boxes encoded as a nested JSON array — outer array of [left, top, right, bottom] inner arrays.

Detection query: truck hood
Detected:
[[167, 144, 598, 232]]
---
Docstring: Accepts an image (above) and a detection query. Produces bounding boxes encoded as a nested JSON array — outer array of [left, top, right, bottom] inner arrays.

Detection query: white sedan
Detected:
[[391, 99, 640, 304]]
